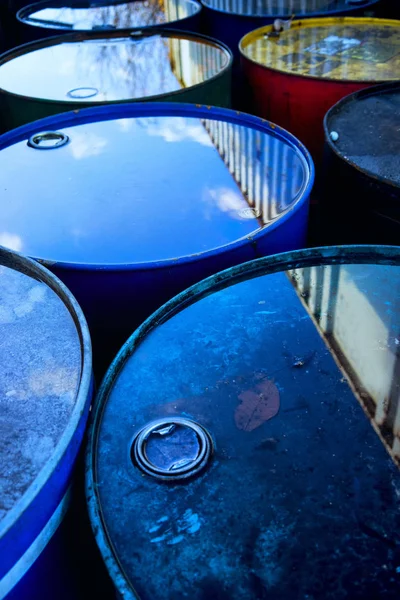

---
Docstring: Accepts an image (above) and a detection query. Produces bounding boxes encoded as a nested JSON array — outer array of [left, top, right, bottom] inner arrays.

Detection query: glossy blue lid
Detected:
[[0, 104, 311, 266], [201, 0, 379, 18], [18, 0, 201, 30], [88, 246, 400, 600], [0, 252, 81, 523], [0, 31, 229, 102]]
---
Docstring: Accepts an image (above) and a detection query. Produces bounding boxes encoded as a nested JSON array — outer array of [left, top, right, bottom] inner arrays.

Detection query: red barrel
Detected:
[[240, 17, 400, 161]]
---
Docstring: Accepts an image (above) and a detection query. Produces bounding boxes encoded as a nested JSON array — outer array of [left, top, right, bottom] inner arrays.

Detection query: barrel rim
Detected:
[[323, 81, 400, 190], [0, 27, 232, 102], [0, 101, 315, 271], [239, 17, 400, 84], [17, 0, 202, 31], [85, 243, 400, 599], [0, 245, 92, 551], [201, 0, 379, 20]]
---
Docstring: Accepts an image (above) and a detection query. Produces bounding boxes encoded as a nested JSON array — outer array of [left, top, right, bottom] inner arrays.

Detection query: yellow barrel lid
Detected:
[[240, 17, 400, 82]]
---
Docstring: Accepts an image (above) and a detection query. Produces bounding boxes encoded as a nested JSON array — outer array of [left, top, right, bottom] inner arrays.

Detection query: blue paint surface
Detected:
[[0, 115, 307, 264], [88, 248, 400, 599]]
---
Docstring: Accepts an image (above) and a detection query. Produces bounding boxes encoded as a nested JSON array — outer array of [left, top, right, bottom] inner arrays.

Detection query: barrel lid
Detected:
[[0, 247, 88, 527], [325, 82, 400, 187], [17, 0, 201, 31], [202, 0, 378, 19], [87, 245, 400, 600], [240, 17, 400, 82], [0, 104, 312, 267], [0, 29, 230, 102]]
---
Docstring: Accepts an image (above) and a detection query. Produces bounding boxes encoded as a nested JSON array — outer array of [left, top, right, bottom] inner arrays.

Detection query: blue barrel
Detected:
[[17, 0, 202, 44], [0, 245, 93, 599], [202, 0, 381, 59], [0, 102, 313, 376], [86, 244, 400, 599]]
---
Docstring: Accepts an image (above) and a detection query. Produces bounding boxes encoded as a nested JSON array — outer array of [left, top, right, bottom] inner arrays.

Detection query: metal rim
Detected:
[[131, 417, 213, 481], [0, 102, 314, 272], [86, 244, 400, 600]]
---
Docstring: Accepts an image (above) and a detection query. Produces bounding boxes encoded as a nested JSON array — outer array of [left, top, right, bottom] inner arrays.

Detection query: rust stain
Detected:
[[235, 379, 280, 432]]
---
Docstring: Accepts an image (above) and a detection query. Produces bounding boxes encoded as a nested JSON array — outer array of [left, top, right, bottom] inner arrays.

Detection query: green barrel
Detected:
[[0, 28, 232, 131]]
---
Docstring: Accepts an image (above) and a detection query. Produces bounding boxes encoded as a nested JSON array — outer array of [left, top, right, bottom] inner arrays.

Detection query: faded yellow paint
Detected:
[[240, 17, 400, 82]]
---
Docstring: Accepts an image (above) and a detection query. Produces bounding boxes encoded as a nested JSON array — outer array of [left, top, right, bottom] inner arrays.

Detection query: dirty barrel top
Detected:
[[240, 18, 400, 82], [326, 83, 400, 187], [0, 108, 310, 265], [201, 0, 379, 18], [0, 259, 81, 524], [18, 0, 201, 31], [0, 30, 229, 102], [88, 250, 400, 599]]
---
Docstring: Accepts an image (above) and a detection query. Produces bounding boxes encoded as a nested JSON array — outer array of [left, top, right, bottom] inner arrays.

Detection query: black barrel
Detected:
[[321, 82, 400, 245]]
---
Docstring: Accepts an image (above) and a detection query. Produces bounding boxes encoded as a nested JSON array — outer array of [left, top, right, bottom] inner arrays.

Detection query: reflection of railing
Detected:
[[168, 35, 226, 88], [204, 0, 332, 14], [202, 118, 304, 224], [288, 264, 400, 466]]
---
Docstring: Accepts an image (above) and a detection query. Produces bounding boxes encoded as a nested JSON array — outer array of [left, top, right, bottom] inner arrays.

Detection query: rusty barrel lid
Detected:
[[87, 245, 400, 600], [240, 17, 400, 82]]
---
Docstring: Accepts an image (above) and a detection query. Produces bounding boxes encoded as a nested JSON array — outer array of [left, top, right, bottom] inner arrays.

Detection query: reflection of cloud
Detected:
[[0, 232, 23, 252], [209, 187, 246, 213], [69, 132, 107, 159], [144, 117, 213, 146]]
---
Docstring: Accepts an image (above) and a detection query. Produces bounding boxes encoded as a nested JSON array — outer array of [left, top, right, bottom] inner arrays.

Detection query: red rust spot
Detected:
[[235, 379, 280, 432]]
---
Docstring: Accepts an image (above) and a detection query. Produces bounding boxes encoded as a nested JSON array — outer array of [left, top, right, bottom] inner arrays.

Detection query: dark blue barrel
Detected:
[[86, 244, 400, 600], [201, 0, 381, 60], [0, 102, 313, 376], [0, 245, 93, 599], [17, 0, 202, 44]]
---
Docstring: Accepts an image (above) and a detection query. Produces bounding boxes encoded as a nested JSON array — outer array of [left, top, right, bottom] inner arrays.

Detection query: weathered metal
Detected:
[[320, 81, 400, 245], [86, 244, 400, 599]]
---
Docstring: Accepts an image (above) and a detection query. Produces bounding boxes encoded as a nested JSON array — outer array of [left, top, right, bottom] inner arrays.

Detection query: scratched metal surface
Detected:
[[92, 262, 400, 599]]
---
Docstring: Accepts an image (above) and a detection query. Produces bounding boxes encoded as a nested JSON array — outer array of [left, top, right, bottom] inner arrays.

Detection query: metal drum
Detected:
[[17, 0, 202, 44], [320, 82, 400, 246], [202, 0, 380, 60], [0, 245, 92, 599], [86, 244, 400, 600], [0, 29, 232, 132], [240, 17, 400, 161], [0, 102, 314, 376]]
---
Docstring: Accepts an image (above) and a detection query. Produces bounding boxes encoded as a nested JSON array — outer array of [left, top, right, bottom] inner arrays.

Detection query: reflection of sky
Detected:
[[24, 0, 197, 29], [0, 115, 306, 264], [0, 34, 226, 101], [0, 265, 80, 520]]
